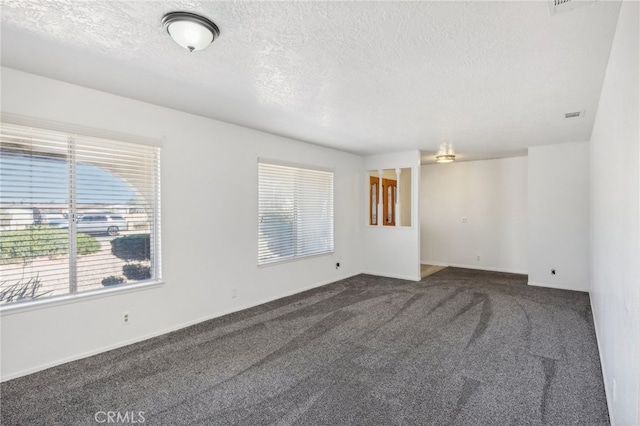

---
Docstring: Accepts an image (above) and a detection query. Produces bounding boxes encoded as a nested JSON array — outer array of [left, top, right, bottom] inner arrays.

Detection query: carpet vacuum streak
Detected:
[[1, 268, 609, 425]]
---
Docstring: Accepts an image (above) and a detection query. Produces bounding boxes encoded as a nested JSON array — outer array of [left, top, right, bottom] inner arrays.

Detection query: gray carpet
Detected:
[[1, 268, 609, 425]]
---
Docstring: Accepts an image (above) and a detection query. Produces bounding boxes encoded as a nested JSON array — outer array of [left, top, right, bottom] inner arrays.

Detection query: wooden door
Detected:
[[382, 178, 397, 226], [370, 176, 397, 226]]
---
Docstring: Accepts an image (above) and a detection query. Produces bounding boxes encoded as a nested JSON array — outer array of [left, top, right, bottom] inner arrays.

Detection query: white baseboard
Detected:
[[421, 261, 527, 276], [590, 299, 615, 426], [527, 281, 589, 293], [1, 272, 362, 382], [361, 270, 421, 282]]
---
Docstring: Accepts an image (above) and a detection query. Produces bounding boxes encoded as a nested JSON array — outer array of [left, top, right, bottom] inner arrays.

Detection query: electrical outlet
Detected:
[[461, 217, 468, 223], [122, 311, 130, 325]]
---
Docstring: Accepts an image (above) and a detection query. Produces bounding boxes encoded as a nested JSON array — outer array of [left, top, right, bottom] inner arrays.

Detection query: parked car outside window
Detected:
[[49, 214, 127, 236]]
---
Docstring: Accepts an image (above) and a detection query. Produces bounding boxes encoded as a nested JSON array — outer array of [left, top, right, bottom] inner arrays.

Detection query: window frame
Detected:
[[0, 117, 162, 311], [257, 158, 335, 267]]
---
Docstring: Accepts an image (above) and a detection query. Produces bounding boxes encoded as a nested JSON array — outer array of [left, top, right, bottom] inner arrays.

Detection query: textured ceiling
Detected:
[[0, 1, 622, 162]]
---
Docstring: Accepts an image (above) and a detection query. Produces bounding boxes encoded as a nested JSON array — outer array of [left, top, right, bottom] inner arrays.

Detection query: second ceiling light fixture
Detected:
[[436, 144, 456, 163]]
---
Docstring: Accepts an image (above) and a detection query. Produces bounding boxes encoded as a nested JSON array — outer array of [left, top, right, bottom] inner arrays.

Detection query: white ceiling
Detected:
[[0, 1, 621, 163]]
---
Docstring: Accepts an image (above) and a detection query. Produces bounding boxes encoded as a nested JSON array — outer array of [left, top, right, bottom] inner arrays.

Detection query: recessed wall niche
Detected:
[[367, 168, 412, 227]]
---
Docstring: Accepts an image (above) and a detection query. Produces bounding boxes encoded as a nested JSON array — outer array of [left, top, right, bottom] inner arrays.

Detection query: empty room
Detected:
[[0, 1, 638, 425]]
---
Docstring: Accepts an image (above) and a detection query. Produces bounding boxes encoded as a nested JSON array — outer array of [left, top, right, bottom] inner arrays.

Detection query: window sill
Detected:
[[0, 280, 164, 316]]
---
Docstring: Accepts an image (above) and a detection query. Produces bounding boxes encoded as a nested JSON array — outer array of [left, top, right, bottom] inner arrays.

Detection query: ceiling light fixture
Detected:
[[436, 143, 456, 163], [435, 154, 456, 163], [162, 12, 220, 52]]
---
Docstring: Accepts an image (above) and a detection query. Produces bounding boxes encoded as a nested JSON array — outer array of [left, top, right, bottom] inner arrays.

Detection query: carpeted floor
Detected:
[[1, 268, 609, 425]]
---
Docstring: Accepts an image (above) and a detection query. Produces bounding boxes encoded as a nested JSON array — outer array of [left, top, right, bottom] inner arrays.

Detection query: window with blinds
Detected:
[[258, 161, 334, 266], [0, 122, 161, 306]]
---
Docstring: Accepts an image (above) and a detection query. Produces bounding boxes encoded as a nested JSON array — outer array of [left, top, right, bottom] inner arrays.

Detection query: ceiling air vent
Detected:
[[547, 0, 595, 16], [565, 111, 585, 119]]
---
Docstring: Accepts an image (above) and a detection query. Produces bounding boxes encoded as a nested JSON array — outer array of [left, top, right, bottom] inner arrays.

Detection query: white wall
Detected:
[[528, 141, 590, 291], [589, 1, 639, 424], [420, 157, 528, 274], [0, 67, 364, 381], [363, 151, 421, 281]]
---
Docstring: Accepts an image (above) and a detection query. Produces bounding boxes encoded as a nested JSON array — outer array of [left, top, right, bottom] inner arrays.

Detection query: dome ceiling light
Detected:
[[436, 143, 456, 163], [435, 154, 456, 163], [162, 12, 220, 52]]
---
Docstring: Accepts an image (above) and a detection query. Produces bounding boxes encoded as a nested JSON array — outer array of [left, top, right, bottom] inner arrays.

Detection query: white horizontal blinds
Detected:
[[74, 135, 159, 291], [259, 163, 296, 264], [0, 124, 71, 300], [294, 167, 334, 257], [258, 162, 334, 265]]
